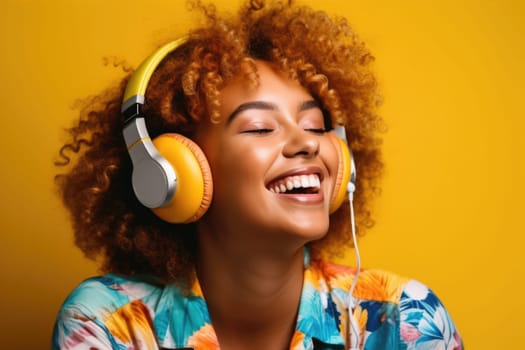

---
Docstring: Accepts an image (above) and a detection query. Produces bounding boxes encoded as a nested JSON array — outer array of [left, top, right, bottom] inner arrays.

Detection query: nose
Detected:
[[282, 127, 320, 158]]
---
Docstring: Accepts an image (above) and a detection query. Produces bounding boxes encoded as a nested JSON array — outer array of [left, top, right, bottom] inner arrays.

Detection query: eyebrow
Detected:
[[226, 99, 321, 124], [227, 101, 277, 124], [300, 100, 320, 111]]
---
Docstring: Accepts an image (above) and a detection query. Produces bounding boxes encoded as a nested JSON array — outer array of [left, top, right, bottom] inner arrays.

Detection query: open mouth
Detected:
[[267, 174, 321, 194]]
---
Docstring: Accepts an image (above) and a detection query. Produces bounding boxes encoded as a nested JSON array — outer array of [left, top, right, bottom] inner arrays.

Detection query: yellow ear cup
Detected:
[[151, 134, 213, 223], [329, 133, 351, 213]]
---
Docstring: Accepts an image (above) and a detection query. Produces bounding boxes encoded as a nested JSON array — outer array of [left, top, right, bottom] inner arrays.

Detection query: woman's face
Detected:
[[194, 61, 339, 243]]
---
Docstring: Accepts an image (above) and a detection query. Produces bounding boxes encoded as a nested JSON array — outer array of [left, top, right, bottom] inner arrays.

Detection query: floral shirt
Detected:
[[52, 260, 463, 349]]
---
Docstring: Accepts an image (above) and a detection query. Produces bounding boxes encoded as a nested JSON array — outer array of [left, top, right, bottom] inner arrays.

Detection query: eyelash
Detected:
[[305, 128, 327, 134], [242, 128, 274, 134], [242, 128, 327, 134]]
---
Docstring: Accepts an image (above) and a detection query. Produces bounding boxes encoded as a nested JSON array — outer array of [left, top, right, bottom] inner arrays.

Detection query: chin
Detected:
[[284, 219, 330, 242]]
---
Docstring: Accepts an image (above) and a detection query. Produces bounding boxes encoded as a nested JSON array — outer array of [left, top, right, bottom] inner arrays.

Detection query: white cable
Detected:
[[333, 125, 361, 349], [347, 184, 361, 350]]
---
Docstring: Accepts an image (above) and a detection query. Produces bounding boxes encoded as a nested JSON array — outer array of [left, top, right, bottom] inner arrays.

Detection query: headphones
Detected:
[[121, 37, 356, 223]]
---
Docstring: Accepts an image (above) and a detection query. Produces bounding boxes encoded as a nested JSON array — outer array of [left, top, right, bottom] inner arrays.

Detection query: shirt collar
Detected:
[[294, 262, 346, 348], [156, 262, 346, 349]]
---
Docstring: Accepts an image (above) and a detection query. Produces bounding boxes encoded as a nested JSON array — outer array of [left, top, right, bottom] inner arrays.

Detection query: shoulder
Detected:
[[398, 279, 463, 349], [311, 261, 463, 349], [53, 274, 164, 349], [311, 260, 411, 303], [58, 275, 162, 318]]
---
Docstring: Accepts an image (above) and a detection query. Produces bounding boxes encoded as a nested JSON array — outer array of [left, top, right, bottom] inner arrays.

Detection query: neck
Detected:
[[196, 225, 306, 349]]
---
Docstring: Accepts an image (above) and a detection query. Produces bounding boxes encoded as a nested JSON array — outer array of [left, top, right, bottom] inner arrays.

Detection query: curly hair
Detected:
[[55, 0, 383, 289]]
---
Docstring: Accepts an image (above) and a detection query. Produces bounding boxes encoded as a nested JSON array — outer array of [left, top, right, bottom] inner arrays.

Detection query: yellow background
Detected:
[[1, 0, 523, 348]]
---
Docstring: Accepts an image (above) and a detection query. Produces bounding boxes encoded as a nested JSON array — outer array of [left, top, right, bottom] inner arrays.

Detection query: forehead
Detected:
[[217, 61, 314, 113]]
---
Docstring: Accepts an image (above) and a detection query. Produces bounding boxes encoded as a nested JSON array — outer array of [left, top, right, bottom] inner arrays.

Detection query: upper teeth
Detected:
[[269, 174, 321, 193]]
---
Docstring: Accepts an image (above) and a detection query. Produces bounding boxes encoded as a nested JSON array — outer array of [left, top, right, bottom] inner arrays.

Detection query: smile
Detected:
[[268, 174, 321, 194]]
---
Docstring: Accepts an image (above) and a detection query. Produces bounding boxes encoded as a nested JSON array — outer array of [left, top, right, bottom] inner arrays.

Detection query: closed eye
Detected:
[[241, 128, 274, 134], [305, 128, 327, 134]]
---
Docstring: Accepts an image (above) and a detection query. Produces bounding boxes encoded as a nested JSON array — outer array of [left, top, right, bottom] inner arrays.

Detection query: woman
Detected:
[[52, 0, 463, 349]]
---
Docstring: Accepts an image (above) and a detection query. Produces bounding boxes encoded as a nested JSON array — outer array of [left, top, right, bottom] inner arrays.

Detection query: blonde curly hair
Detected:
[[55, 0, 383, 289]]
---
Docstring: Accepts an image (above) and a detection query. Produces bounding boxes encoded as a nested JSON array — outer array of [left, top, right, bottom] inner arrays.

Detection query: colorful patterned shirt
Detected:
[[52, 260, 463, 349]]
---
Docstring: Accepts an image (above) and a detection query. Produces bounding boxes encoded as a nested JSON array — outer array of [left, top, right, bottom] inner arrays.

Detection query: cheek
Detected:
[[222, 136, 276, 171], [208, 145, 275, 221], [218, 144, 274, 190]]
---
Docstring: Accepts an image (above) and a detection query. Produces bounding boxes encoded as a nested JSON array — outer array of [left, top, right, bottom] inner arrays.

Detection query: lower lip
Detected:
[[272, 191, 324, 204]]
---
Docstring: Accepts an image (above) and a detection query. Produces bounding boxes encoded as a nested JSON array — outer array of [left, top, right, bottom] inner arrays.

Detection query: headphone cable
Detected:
[[347, 185, 361, 350]]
